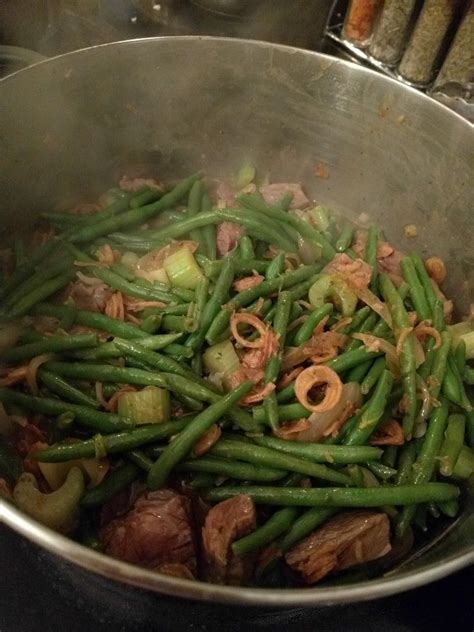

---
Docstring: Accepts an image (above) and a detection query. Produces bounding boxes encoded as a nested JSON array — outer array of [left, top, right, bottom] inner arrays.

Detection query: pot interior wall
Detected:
[[1, 38, 472, 310]]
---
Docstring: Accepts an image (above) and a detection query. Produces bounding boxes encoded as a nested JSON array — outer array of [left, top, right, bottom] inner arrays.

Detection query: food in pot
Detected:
[[0, 167, 471, 587]]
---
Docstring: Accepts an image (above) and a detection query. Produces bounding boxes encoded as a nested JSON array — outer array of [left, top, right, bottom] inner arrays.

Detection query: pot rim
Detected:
[[1, 36, 473, 605], [1, 499, 473, 605]]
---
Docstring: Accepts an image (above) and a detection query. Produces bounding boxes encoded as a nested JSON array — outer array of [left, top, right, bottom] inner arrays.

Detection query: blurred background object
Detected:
[[0, 1, 472, 116]]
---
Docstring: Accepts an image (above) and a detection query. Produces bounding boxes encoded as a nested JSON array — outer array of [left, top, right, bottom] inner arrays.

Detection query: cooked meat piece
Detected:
[[377, 241, 404, 286], [216, 222, 243, 256], [259, 183, 309, 209], [323, 253, 372, 290], [285, 511, 391, 584], [101, 489, 197, 575], [15, 424, 48, 480], [119, 175, 163, 192], [67, 281, 114, 313], [214, 181, 236, 208], [202, 494, 257, 584], [352, 231, 405, 286], [0, 478, 13, 500]]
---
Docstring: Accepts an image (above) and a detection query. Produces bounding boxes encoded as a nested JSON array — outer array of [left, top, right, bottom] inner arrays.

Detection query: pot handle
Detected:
[[0, 45, 47, 76]]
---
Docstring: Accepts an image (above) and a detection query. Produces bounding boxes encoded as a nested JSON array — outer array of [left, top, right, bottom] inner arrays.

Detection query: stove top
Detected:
[[0, 524, 472, 632]]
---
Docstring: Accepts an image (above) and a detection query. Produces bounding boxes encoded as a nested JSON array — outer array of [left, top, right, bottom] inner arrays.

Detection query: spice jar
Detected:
[[342, 0, 383, 47], [398, 0, 458, 86], [434, 3, 474, 89], [369, 0, 418, 66]]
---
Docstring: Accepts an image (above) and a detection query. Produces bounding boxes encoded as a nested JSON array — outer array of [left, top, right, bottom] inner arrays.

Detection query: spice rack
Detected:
[[326, 0, 473, 120]]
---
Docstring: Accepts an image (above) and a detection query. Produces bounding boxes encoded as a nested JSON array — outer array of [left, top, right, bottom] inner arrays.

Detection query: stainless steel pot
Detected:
[[0, 37, 472, 606]]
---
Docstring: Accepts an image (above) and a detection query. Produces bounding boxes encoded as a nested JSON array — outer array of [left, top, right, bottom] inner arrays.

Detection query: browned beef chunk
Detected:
[[285, 511, 391, 584], [202, 494, 257, 585]]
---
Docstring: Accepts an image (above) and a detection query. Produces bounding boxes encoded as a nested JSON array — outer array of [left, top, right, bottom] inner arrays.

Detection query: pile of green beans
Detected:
[[0, 170, 470, 588]]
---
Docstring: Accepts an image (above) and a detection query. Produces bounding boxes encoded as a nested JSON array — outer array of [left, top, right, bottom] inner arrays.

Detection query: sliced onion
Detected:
[[353, 333, 399, 376], [298, 237, 322, 264], [294, 366, 343, 413], [293, 382, 362, 442], [76, 271, 103, 286], [415, 374, 431, 425], [230, 313, 269, 349], [26, 353, 53, 396], [355, 287, 393, 328]]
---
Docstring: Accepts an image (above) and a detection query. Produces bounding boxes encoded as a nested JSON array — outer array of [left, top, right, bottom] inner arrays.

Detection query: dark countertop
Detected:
[[0, 523, 472, 632]]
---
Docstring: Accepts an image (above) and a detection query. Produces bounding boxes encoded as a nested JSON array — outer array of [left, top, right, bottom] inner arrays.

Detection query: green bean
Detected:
[[276, 382, 295, 404], [411, 253, 438, 312], [396, 399, 449, 537], [237, 194, 335, 260], [345, 312, 380, 352], [209, 439, 352, 485], [265, 252, 285, 280], [380, 274, 417, 438], [161, 315, 198, 334], [326, 348, 382, 374], [429, 330, 453, 400], [181, 456, 285, 482], [264, 290, 292, 383], [0, 387, 129, 433], [193, 277, 209, 328], [147, 208, 296, 252], [5, 271, 76, 319], [442, 362, 462, 406], [364, 461, 397, 481], [0, 240, 57, 302], [345, 369, 394, 445], [361, 357, 386, 395], [293, 304, 333, 346], [198, 257, 269, 280], [140, 314, 162, 334], [335, 225, 354, 253], [453, 337, 465, 371], [142, 304, 191, 317], [200, 193, 217, 260], [38, 369, 99, 408], [342, 306, 371, 334], [2, 333, 98, 363], [252, 435, 382, 464], [189, 473, 216, 488], [73, 333, 182, 361], [35, 418, 193, 463], [382, 445, 398, 468], [232, 507, 299, 557], [205, 482, 459, 507], [1, 256, 73, 311], [162, 343, 194, 359], [239, 235, 255, 259], [187, 179, 205, 248], [126, 449, 155, 471], [111, 339, 200, 382], [346, 359, 373, 383], [33, 303, 148, 340], [395, 442, 417, 485], [253, 402, 309, 424], [205, 264, 320, 345], [186, 256, 235, 350], [439, 414, 465, 477], [130, 188, 162, 209], [437, 498, 459, 518], [445, 356, 472, 412], [81, 462, 140, 507], [147, 380, 253, 489], [400, 256, 432, 322], [0, 438, 22, 485], [279, 507, 337, 554], [364, 226, 379, 290], [66, 173, 200, 243]]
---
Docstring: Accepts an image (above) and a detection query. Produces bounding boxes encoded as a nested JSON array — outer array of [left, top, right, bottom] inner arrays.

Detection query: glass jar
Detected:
[[342, 0, 383, 47], [398, 0, 458, 86], [369, 0, 417, 66]]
